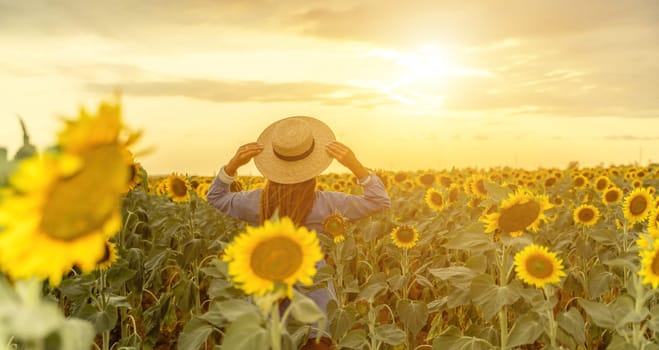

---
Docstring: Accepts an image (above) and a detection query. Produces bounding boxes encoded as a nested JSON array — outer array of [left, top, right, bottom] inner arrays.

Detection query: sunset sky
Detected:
[[1, 0, 658, 176]]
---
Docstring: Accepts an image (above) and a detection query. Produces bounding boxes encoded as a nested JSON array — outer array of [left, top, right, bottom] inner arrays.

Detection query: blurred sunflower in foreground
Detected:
[[0, 98, 139, 285]]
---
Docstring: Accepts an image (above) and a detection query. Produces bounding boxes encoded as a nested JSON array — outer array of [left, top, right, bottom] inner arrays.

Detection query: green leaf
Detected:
[[329, 304, 356, 340], [106, 265, 137, 287], [577, 298, 615, 329], [470, 274, 520, 320], [557, 307, 585, 345], [177, 317, 214, 350], [444, 231, 496, 253], [607, 334, 638, 350], [198, 302, 226, 328], [648, 304, 659, 332], [56, 278, 92, 298], [431, 326, 493, 350], [429, 266, 478, 289], [79, 303, 118, 333], [289, 290, 326, 324], [507, 313, 543, 348], [387, 272, 407, 292], [603, 257, 638, 273], [587, 266, 611, 299], [338, 329, 367, 349], [465, 254, 488, 273], [482, 181, 512, 203], [221, 313, 269, 350], [374, 324, 406, 345], [215, 299, 259, 322], [357, 280, 388, 302], [397, 300, 428, 336], [612, 295, 648, 328], [362, 221, 385, 242]]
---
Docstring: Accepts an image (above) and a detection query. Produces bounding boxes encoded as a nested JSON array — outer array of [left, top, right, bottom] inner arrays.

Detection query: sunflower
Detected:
[[622, 187, 654, 224], [649, 208, 659, 237], [573, 204, 600, 227], [469, 175, 489, 199], [438, 174, 453, 188], [96, 240, 119, 270], [0, 100, 136, 285], [481, 189, 552, 237], [514, 244, 566, 288], [393, 172, 408, 184], [196, 182, 210, 200], [222, 217, 323, 297], [593, 176, 610, 192], [638, 244, 659, 289], [415, 172, 436, 188], [166, 173, 190, 202], [425, 188, 446, 211], [543, 176, 557, 188], [602, 186, 623, 205], [127, 159, 143, 191], [390, 225, 419, 249], [632, 179, 643, 189], [322, 213, 347, 243], [572, 175, 589, 189], [447, 184, 460, 204]]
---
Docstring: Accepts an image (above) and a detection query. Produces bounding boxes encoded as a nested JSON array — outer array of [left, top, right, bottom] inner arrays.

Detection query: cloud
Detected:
[[603, 135, 659, 141], [86, 78, 392, 107], [287, 0, 659, 46]]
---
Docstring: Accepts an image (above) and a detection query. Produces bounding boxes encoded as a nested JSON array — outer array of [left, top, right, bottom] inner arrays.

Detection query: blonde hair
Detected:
[[259, 178, 317, 226]]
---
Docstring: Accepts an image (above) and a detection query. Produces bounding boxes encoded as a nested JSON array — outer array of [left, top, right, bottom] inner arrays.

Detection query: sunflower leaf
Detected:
[[557, 307, 586, 345], [577, 298, 616, 329], [289, 290, 326, 324], [507, 313, 544, 348], [469, 274, 521, 320]]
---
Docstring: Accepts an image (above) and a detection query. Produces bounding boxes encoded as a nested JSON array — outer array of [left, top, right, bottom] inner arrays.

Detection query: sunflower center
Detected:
[[545, 178, 556, 187], [498, 201, 541, 233], [596, 179, 608, 191], [250, 236, 303, 281], [170, 178, 188, 197], [41, 145, 127, 241], [578, 208, 595, 222], [605, 190, 620, 203], [476, 180, 487, 195], [395, 228, 416, 243], [98, 242, 112, 264], [430, 192, 443, 206], [448, 188, 459, 203], [525, 253, 554, 279], [420, 174, 435, 187], [574, 177, 585, 187], [652, 254, 659, 275], [630, 196, 648, 216], [325, 218, 345, 236]]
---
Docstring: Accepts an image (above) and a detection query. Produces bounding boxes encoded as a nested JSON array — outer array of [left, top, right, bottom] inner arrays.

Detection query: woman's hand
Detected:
[[326, 141, 369, 179], [225, 142, 264, 176]]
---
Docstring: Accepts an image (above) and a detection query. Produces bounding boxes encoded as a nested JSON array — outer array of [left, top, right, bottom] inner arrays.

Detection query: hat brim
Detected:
[[254, 116, 336, 184]]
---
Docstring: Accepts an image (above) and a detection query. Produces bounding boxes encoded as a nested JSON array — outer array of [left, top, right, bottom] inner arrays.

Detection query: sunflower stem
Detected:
[[543, 285, 558, 349], [402, 248, 409, 301], [336, 241, 345, 307], [632, 273, 647, 347], [270, 297, 282, 350], [498, 242, 509, 350]]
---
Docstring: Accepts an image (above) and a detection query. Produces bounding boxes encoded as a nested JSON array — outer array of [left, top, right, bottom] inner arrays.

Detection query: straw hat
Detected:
[[254, 116, 335, 184]]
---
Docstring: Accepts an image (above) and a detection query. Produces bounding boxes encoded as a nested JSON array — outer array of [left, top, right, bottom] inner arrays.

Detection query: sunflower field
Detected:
[[2, 99, 659, 350]]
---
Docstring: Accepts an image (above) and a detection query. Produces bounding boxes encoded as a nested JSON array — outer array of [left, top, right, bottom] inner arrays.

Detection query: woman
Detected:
[[207, 116, 390, 350]]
